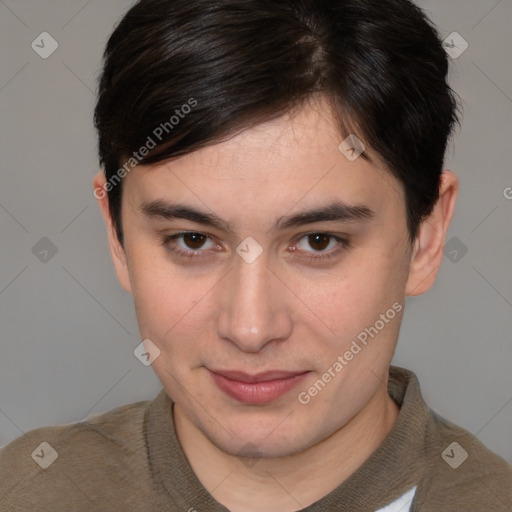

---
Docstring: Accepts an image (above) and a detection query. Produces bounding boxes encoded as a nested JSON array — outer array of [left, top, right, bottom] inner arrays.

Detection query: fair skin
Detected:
[[94, 98, 458, 511]]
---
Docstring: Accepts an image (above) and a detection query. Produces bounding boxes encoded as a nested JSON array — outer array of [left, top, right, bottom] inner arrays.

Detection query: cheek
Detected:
[[126, 244, 207, 342], [291, 254, 404, 415], [133, 275, 207, 344], [289, 247, 404, 347], [129, 264, 211, 393]]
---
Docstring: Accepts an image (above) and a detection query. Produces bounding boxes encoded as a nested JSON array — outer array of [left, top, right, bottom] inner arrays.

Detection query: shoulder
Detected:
[[0, 398, 155, 511], [0, 397, 152, 466], [417, 408, 512, 511], [388, 367, 512, 511]]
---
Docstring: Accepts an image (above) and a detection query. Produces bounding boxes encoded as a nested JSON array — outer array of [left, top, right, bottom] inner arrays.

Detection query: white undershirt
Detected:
[[375, 486, 417, 512]]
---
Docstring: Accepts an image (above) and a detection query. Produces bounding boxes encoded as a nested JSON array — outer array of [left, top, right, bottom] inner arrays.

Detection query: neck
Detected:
[[174, 385, 399, 512]]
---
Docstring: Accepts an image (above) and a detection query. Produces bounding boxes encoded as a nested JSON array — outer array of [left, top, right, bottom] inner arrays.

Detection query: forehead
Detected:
[[123, 99, 404, 227], [173, 99, 365, 176]]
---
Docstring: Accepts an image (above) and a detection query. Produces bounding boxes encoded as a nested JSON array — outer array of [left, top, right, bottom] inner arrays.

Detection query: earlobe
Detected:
[[405, 170, 459, 297], [92, 171, 133, 294]]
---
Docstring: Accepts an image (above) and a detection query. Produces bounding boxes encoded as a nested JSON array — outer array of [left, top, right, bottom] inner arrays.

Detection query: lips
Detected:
[[208, 369, 310, 405]]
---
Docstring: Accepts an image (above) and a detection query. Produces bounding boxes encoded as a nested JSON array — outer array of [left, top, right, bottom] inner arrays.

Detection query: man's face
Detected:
[[117, 98, 412, 458]]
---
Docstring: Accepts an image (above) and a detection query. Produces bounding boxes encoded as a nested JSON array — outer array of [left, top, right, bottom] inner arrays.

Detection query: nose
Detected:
[[216, 253, 293, 353]]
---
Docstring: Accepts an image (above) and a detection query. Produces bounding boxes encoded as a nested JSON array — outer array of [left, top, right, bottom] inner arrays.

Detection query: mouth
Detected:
[[207, 369, 311, 405]]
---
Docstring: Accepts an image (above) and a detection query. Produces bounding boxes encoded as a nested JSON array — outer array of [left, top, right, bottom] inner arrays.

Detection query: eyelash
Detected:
[[161, 231, 350, 262]]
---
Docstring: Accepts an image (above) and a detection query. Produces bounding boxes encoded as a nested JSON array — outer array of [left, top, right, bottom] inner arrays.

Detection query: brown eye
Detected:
[[307, 233, 331, 251], [293, 232, 349, 262], [162, 231, 218, 260], [182, 232, 207, 249]]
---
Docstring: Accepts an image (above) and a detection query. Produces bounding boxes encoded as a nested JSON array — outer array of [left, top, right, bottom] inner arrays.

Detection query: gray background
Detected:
[[1, 0, 511, 464]]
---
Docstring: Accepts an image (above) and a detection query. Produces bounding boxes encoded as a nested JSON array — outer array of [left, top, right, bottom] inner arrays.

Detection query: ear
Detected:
[[93, 172, 132, 294], [405, 170, 459, 296]]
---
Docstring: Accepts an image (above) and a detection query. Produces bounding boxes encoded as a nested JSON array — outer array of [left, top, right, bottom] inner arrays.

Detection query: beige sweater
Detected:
[[1, 366, 511, 511]]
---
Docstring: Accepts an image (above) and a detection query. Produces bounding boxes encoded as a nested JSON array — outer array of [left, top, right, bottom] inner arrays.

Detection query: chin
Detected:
[[207, 419, 320, 460]]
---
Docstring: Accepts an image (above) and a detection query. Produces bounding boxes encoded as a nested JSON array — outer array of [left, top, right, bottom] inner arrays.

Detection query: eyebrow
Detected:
[[139, 199, 375, 232]]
